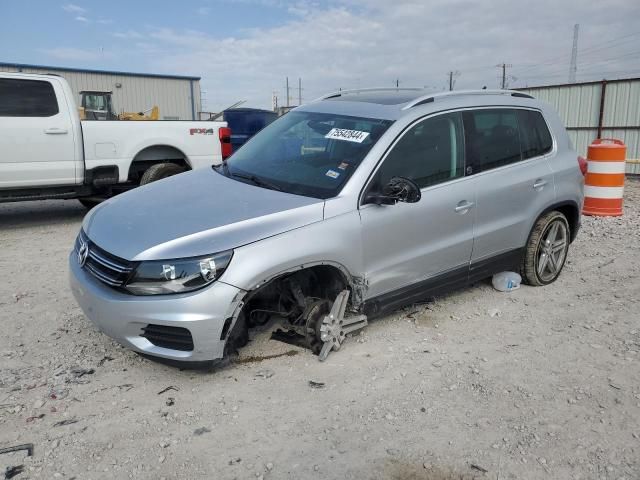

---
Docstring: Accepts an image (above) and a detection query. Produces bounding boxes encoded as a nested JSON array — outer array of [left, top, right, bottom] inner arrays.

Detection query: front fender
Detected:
[[219, 210, 365, 297]]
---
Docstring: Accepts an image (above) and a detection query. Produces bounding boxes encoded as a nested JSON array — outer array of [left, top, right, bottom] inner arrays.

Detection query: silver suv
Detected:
[[69, 88, 584, 364]]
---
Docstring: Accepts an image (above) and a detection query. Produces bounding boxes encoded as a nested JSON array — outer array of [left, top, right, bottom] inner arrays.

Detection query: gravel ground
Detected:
[[1, 180, 639, 480]]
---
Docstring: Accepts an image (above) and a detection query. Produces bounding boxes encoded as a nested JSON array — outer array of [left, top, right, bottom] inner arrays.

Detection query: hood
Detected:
[[83, 168, 324, 261]]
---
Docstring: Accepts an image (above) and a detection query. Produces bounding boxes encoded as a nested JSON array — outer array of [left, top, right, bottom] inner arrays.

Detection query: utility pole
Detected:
[[569, 23, 579, 83], [395, 79, 399, 88], [496, 63, 513, 89], [447, 71, 460, 91], [298, 77, 302, 105], [285, 77, 290, 107]]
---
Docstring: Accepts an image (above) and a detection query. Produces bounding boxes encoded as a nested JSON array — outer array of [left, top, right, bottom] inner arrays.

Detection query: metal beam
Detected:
[[597, 80, 607, 139]]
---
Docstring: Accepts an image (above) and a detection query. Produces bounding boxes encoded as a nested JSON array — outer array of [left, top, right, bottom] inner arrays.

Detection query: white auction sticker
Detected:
[[325, 128, 370, 143]]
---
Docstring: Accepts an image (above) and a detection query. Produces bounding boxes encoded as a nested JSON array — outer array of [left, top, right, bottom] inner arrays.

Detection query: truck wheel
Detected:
[[78, 198, 102, 209], [520, 211, 570, 286], [139, 163, 185, 185]]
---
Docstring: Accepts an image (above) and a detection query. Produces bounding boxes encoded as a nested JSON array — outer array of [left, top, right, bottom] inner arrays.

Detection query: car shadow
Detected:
[[0, 200, 86, 229]]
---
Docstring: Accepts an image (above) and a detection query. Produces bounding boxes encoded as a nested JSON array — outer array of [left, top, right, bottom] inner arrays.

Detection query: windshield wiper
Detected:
[[230, 172, 284, 192], [212, 161, 230, 176]]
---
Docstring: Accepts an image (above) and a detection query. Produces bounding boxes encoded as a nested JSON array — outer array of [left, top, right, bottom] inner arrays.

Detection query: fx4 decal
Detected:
[[190, 128, 215, 135]]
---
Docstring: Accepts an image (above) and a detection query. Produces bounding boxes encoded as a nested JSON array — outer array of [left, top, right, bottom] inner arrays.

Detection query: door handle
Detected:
[[44, 128, 68, 135], [533, 179, 548, 189], [454, 201, 475, 213]]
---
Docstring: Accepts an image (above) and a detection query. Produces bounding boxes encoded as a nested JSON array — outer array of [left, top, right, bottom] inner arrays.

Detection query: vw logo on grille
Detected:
[[77, 239, 89, 267]]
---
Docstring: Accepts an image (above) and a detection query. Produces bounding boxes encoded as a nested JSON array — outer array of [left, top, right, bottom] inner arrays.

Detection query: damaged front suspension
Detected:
[[271, 289, 367, 361]]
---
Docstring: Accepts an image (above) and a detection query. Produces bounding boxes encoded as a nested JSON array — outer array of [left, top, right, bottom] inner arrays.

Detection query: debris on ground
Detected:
[[26, 413, 45, 423], [470, 463, 489, 473], [491, 271, 522, 292], [254, 369, 275, 379], [157, 386, 180, 395], [1, 443, 34, 480], [70, 367, 95, 378], [193, 427, 211, 436], [308, 380, 325, 389], [4, 465, 24, 479], [53, 418, 78, 427], [0, 444, 34, 457]]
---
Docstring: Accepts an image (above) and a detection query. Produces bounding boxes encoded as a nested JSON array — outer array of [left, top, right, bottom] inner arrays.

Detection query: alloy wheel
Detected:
[[536, 219, 568, 283]]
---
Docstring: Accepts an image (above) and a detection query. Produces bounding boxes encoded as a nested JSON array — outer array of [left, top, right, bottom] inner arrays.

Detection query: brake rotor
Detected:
[[303, 300, 331, 354]]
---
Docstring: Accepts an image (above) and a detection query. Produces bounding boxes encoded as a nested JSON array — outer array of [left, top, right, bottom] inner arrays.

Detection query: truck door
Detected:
[[0, 77, 77, 188]]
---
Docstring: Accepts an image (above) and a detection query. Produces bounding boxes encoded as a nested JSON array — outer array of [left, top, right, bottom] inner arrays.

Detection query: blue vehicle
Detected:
[[223, 108, 278, 151]]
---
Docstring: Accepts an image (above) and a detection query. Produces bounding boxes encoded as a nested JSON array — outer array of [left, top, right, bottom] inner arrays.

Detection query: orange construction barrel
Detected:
[[582, 138, 626, 216]]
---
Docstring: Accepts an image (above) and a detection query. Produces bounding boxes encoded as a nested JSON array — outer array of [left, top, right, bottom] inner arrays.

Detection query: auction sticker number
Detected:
[[325, 128, 370, 143]]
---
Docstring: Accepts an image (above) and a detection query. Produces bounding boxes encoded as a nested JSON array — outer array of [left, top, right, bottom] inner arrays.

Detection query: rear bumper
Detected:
[[69, 253, 244, 362]]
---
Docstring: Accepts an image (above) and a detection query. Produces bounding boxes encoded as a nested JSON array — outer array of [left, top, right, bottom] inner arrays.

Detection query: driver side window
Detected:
[[377, 112, 464, 189]]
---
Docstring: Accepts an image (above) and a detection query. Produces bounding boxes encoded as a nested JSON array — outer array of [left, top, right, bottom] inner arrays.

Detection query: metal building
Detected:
[[0, 62, 201, 120], [518, 77, 640, 174]]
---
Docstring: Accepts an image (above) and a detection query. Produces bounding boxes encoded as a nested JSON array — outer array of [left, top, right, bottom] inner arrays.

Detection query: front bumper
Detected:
[[69, 253, 244, 362]]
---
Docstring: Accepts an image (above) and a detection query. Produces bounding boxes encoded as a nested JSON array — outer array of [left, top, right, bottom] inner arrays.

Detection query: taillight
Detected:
[[219, 127, 232, 160], [578, 155, 588, 176]]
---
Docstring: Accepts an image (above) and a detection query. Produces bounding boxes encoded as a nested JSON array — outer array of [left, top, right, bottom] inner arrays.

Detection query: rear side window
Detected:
[[517, 110, 553, 158], [463, 109, 521, 172], [0, 78, 59, 117]]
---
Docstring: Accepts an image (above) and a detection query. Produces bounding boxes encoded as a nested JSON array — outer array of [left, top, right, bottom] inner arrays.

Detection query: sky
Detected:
[[1, 0, 639, 112]]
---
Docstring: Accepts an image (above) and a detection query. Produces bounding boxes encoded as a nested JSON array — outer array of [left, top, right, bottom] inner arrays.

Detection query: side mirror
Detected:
[[364, 176, 421, 205]]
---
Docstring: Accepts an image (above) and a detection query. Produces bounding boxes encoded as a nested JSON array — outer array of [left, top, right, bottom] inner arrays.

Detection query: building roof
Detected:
[[0, 62, 200, 81], [516, 76, 640, 90]]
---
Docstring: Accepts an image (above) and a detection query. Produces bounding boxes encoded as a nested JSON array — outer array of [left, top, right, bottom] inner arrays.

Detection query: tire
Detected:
[[139, 163, 185, 185], [520, 210, 570, 286], [78, 198, 102, 209]]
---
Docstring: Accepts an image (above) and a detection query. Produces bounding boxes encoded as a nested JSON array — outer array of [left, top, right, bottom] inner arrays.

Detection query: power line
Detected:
[[514, 30, 640, 74]]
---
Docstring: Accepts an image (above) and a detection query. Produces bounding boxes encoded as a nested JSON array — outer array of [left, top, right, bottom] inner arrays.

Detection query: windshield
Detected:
[[220, 111, 393, 199]]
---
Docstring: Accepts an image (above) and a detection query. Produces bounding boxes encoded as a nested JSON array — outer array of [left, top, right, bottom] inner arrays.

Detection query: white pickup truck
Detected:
[[0, 72, 230, 207]]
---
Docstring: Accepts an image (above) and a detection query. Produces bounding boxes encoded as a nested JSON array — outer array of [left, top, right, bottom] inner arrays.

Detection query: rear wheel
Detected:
[[139, 163, 185, 185], [521, 211, 570, 286]]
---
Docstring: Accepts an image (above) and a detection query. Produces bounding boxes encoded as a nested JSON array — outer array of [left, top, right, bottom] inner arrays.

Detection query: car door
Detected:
[[0, 77, 77, 188], [464, 108, 555, 273], [359, 111, 476, 305]]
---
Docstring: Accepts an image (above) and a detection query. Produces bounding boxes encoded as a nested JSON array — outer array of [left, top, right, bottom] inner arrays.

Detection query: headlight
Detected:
[[124, 250, 233, 295]]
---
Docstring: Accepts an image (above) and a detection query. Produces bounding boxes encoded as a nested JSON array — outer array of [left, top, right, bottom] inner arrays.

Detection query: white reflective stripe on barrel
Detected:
[[583, 185, 625, 199], [587, 161, 627, 174]]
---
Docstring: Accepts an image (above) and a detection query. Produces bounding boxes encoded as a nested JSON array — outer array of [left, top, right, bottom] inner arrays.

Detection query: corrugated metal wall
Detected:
[[519, 78, 640, 174], [0, 65, 201, 120]]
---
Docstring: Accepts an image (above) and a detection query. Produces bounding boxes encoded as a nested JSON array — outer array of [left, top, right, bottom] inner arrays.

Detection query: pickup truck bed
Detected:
[[0, 72, 229, 205]]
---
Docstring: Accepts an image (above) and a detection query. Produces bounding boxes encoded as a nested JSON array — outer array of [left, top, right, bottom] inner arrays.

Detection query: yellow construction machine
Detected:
[[78, 91, 160, 121]]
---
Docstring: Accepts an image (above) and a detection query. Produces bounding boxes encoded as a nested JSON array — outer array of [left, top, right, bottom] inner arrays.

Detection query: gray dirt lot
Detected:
[[1, 181, 639, 480]]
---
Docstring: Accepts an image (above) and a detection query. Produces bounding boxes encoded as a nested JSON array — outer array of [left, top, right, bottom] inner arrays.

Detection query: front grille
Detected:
[[75, 231, 135, 289], [140, 324, 194, 351]]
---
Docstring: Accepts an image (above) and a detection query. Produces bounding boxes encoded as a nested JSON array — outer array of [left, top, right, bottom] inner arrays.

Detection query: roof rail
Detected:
[[315, 87, 425, 102], [402, 89, 534, 110]]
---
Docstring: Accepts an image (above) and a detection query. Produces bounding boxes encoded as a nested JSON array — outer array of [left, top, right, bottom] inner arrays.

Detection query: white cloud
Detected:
[[197, 6, 211, 15], [42, 47, 110, 62], [56, 0, 640, 110], [75, 15, 89, 22], [113, 30, 144, 39], [62, 3, 86, 14]]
